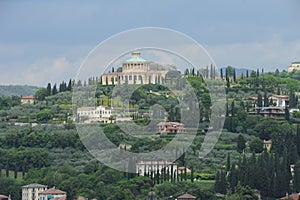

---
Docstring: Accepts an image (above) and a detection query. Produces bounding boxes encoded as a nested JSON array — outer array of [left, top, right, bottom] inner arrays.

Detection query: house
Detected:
[[269, 95, 288, 108], [21, 95, 37, 105], [263, 140, 272, 152], [136, 161, 178, 177], [178, 167, 191, 174], [249, 107, 285, 118], [76, 106, 113, 123], [288, 61, 300, 72], [280, 193, 300, 200], [247, 94, 288, 108], [22, 183, 48, 200], [175, 193, 197, 200], [38, 188, 66, 200], [157, 122, 185, 133]]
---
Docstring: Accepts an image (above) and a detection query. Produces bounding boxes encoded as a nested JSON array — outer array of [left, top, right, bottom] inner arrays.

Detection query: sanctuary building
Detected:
[[101, 52, 171, 85]]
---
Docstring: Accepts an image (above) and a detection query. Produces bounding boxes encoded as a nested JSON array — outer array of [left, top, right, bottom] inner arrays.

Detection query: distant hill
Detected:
[[0, 85, 39, 97]]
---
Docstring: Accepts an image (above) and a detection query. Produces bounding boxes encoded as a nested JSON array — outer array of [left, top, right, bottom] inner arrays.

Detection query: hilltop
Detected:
[[0, 85, 39, 97]]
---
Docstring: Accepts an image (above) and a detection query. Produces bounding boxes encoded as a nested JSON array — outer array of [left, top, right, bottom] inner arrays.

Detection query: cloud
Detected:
[[206, 37, 300, 71], [0, 57, 79, 86]]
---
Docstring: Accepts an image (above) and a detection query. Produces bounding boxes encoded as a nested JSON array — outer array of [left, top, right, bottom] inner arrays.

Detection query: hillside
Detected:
[[0, 85, 39, 97]]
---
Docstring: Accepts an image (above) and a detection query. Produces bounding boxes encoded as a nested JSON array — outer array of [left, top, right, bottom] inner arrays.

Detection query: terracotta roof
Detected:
[[22, 183, 47, 188], [280, 193, 300, 200], [51, 196, 66, 200], [157, 122, 184, 126], [0, 195, 9, 199], [21, 95, 36, 99], [271, 95, 288, 99], [39, 188, 66, 195], [177, 193, 197, 199]]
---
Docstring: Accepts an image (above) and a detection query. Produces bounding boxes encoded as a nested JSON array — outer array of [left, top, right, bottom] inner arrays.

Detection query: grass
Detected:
[[198, 180, 215, 190]]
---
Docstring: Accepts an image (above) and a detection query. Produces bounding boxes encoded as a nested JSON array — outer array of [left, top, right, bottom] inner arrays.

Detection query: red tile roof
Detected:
[[0, 195, 9, 199], [177, 193, 197, 199], [21, 95, 36, 99], [38, 188, 66, 195], [280, 193, 300, 200]]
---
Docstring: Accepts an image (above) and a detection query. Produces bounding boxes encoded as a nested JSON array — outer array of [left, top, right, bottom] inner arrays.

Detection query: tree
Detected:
[[226, 153, 231, 172], [249, 138, 264, 153], [46, 83, 52, 96], [220, 68, 224, 79], [67, 79, 72, 91], [37, 109, 53, 122], [35, 88, 48, 101], [215, 170, 227, 194], [184, 69, 190, 76], [294, 161, 300, 192], [228, 163, 238, 193], [237, 134, 246, 153], [233, 68, 237, 83], [257, 93, 263, 107], [52, 84, 58, 95], [263, 92, 269, 107]]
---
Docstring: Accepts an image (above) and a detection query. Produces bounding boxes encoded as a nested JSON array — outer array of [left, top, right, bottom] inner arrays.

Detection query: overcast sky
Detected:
[[0, 0, 300, 86]]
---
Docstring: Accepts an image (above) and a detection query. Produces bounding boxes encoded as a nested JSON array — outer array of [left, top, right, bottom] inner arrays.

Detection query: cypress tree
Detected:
[[228, 163, 238, 193], [52, 84, 58, 95], [191, 166, 194, 183], [226, 153, 231, 172], [237, 134, 246, 153], [257, 93, 263, 107], [294, 161, 300, 192], [233, 68, 237, 83], [264, 91, 269, 107], [220, 68, 223, 79], [67, 79, 72, 91], [46, 83, 51, 96]]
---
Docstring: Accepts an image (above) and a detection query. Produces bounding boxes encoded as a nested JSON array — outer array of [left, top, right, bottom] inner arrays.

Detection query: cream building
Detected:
[[288, 61, 300, 72], [76, 105, 113, 123], [22, 183, 48, 200], [21, 95, 37, 105], [136, 161, 178, 177], [101, 52, 170, 85]]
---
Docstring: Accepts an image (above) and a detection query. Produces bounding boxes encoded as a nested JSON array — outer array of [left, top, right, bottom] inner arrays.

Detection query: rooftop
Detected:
[[21, 95, 36, 99], [124, 52, 148, 63], [176, 193, 197, 199], [22, 183, 48, 188], [38, 188, 66, 195]]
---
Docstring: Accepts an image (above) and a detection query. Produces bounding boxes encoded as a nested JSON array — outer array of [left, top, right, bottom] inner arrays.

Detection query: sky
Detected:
[[0, 0, 300, 86]]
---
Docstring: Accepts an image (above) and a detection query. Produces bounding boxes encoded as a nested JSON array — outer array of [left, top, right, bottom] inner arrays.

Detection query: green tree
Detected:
[[35, 88, 48, 101], [52, 84, 58, 95], [46, 83, 52, 96], [249, 138, 264, 153], [237, 134, 246, 153], [37, 109, 53, 122], [257, 93, 263, 107]]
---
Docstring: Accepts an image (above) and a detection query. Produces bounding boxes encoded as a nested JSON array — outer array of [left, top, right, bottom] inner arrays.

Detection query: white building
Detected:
[[136, 161, 178, 177], [76, 106, 113, 123], [288, 61, 300, 72], [22, 183, 48, 200], [101, 52, 171, 85], [38, 188, 66, 200], [269, 95, 288, 108]]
